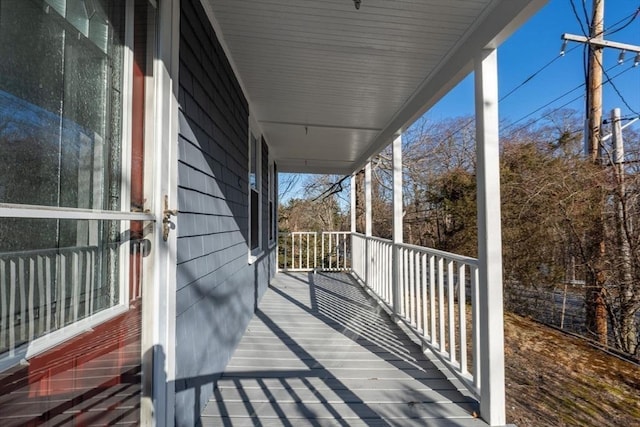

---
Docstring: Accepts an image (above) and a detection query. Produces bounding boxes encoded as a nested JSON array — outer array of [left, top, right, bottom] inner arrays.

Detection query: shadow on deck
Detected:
[[202, 272, 487, 426]]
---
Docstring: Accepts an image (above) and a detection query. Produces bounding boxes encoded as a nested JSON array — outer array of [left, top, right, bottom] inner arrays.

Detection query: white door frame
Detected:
[[141, 0, 180, 425]]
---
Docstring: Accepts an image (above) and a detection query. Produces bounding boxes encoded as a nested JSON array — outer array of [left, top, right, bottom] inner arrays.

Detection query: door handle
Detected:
[[162, 195, 178, 241]]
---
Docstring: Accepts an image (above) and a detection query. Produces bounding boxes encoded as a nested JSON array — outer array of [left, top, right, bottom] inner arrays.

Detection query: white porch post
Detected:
[[392, 135, 403, 316], [475, 48, 506, 426], [364, 161, 372, 286], [350, 174, 356, 234], [350, 173, 357, 275]]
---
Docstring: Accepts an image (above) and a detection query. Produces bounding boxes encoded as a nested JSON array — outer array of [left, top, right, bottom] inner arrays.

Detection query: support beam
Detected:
[[474, 48, 506, 426], [392, 135, 403, 315]]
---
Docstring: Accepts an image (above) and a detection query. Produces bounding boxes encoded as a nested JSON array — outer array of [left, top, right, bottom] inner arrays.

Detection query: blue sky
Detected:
[[426, 0, 640, 126]]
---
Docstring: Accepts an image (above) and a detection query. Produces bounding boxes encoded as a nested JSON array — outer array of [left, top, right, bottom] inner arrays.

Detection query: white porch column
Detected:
[[350, 174, 356, 233], [392, 135, 403, 315], [475, 48, 506, 426], [365, 161, 372, 237], [364, 161, 372, 286]]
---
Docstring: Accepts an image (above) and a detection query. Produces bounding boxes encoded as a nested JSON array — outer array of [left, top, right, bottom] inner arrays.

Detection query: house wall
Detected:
[[175, 0, 275, 424]]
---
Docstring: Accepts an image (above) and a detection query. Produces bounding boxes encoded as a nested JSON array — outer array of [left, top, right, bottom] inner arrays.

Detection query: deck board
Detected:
[[202, 272, 486, 426]]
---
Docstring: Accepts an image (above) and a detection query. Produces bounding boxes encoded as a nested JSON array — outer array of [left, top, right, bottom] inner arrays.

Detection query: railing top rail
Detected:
[[350, 232, 477, 266], [350, 233, 389, 244], [396, 242, 478, 266], [280, 231, 350, 235]]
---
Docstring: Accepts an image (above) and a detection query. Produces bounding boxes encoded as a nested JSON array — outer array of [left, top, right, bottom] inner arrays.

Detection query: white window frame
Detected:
[[268, 160, 276, 248], [248, 118, 263, 262]]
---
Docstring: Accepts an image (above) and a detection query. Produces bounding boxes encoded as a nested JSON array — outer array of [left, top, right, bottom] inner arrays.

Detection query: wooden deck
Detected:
[[203, 272, 487, 426]]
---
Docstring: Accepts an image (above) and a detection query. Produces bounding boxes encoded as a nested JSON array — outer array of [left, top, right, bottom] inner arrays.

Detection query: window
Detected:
[[268, 161, 276, 245], [0, 0, 147, 364], [249, 132, 261, 253]]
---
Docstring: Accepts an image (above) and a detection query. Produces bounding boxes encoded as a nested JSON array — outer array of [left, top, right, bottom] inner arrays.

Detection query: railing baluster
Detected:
[[448, 259, 455, 364], [297, 234, 301, 270], [373, 240, 378, 295], [459, 263, 467, 374], [473, 265, 481, 390], [404, 248, 411, 318], [418, 253, 425, 334], [429, 254, 436, 347], [336, 233, 340, 270], [438, 257, 444, 352], [329, 233, 333, 270], [342, 233, 348, 270], [409, 250, 415, 326]]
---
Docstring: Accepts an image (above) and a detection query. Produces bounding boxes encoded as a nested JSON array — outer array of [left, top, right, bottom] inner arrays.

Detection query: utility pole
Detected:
[[585, 0, 607, 346], [587, 0, 605, 162], [565, 0, 608, 345], [562, 3, 640, 347], [588, 0, 607, 346]]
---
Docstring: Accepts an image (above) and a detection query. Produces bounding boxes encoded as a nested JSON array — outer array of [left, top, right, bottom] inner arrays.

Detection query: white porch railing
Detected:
[[351, 232, 480, 396], [278, 231, 350, 271], [278, 230, 483, 397]]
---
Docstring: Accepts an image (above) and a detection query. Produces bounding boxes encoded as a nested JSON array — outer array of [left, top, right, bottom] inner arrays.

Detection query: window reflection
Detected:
[[0, 0, 125, 212], [0, 0, 126, 254]]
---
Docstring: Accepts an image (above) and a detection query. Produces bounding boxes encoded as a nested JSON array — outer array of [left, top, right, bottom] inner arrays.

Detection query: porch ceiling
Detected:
[[202, 0, 547, 175]]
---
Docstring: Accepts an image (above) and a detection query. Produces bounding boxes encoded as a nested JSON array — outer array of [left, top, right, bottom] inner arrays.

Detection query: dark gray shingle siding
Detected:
[[174, 0, 272, 425]]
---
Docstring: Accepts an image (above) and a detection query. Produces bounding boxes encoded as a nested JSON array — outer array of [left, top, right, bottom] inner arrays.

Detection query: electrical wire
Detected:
[[503, 64, 636, 134], [570, 0, 589, 36], [500, 45, 581, 103], [504, 94, 585, 135], [604, 7, 640, 36], [593, 54, 640, 116]]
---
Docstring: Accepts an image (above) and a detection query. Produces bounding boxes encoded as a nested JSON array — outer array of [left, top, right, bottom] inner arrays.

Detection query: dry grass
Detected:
[[504, 312, 640, 426]]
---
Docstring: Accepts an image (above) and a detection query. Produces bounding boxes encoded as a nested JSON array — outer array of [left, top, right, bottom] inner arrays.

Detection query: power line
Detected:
[[502, 63, 635, 133], [593, 53, 640, 116], [570, 0, 589, 36], [502, 83, 585, 131], [500, 45, 580, 102], [504, 94, 585, 136], [417, 48, 585, 142], [604, 7, 640, 36]]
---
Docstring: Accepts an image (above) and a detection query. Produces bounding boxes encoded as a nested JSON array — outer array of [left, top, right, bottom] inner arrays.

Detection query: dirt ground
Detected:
[[504, 312, 640, 426]]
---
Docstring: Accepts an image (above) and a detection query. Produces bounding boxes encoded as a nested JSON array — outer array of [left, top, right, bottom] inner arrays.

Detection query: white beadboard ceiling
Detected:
[[201, 0, 547, 174]]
